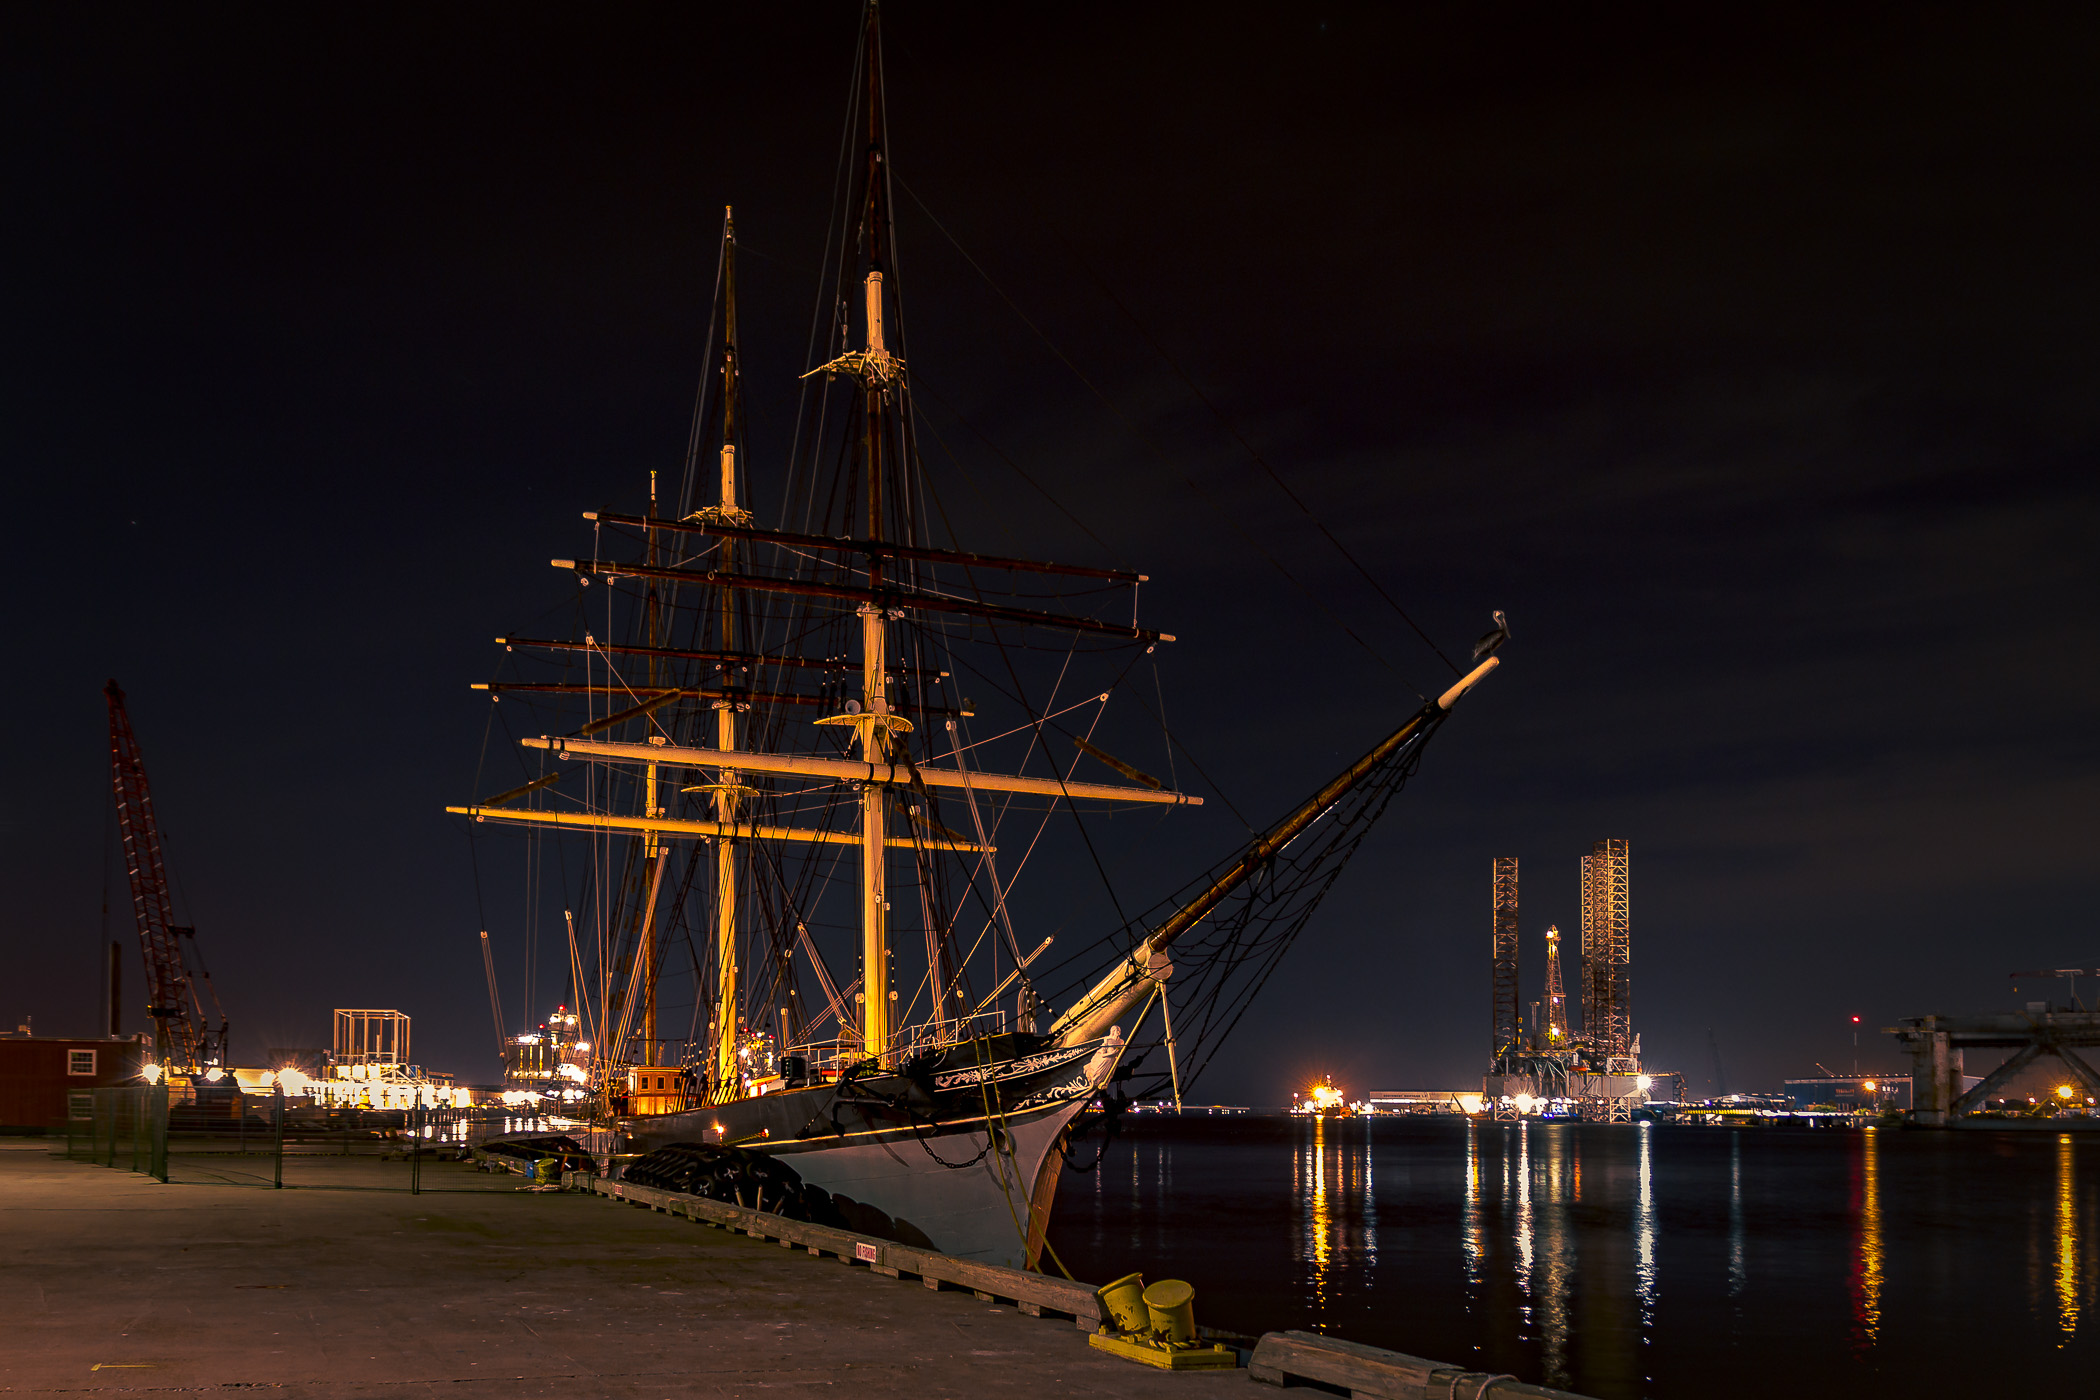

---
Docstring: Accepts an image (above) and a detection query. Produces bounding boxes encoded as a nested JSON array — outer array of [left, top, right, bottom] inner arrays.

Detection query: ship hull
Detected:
[[617, 1032, 1122, 1268]]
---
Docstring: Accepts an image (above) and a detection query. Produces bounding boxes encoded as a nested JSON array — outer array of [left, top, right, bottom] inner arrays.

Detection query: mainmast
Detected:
[[709, 208, 749, 1099], [836, 4, 904, 1063], [858, 23, 893, 1061], [456, 0, 1204, 1086]]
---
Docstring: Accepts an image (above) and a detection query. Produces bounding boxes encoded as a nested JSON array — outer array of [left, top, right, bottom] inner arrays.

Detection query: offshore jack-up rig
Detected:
[[1482, 842, 1655, 1122]]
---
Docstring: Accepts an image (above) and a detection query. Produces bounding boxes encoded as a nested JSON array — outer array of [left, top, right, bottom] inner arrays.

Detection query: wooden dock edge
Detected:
[[1247, 1330, 1593, 1400], [564, 1171, 1104, 1331]]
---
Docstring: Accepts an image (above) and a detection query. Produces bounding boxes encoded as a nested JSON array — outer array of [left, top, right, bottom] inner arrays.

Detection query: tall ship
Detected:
[[452, 4, 1500, 1269]]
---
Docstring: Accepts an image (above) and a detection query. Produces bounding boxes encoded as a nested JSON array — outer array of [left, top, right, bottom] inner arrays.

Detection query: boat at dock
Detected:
[[451, 2, 1499, 1269]]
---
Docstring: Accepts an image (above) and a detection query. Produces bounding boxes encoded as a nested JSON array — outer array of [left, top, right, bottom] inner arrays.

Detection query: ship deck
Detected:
[[1, 1140, 1252, 1397]]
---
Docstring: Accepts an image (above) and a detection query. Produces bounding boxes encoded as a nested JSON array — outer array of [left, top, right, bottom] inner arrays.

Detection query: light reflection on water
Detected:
[[1050, 1116, 2100, 1400], [1728, 1133, 1746, 1300], [1293, 1116, 1377, 1317], [1850, 1128, 1883, 1352], [2056, 1134, 2081, 1343]]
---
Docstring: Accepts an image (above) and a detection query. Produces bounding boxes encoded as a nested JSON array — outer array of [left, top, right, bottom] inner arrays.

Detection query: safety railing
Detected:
[[63, 1085, 168, 1181]]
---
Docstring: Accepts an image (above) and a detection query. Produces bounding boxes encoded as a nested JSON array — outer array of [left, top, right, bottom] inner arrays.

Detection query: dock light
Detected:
[[2059, 1085, 2076, 1101], [141, 1063, 163, 1084], [1863, 1081, 1877, 1093], [1514, 1093, 1538, 1115], [204, 1067, 225, 1082], [1637, 1075, 1654, 1091]]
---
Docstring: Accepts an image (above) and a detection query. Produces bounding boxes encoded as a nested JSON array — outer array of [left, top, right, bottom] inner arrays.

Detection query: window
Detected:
[[68, 1091, 93, 1119], [67, 1049, 96, 1076]]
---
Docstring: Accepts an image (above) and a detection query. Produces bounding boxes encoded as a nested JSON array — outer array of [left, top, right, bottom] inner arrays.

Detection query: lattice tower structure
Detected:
[[1491, 857, 1520, 1060], [335, 1009, 412, 1067], [1580, 838, 1632, 1064], [1542, 924, 1570, 1048], [1579, 854, 1596, 1046], [105, 680, 224, 1070]]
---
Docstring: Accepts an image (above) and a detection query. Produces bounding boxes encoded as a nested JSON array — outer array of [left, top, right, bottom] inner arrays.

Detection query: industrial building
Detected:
[[0, 1033, 149, 1133], [1481, 841, 1651, 1121]]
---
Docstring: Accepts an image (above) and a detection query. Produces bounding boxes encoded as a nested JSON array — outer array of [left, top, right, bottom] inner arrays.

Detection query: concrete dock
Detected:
[[1, 1141, 1255, 1397]]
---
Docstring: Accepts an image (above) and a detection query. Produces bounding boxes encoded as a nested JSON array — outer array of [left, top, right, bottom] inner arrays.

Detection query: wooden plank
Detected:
[[1248, 1331, 1592, 1400], [565, 1172, 1103, 1327]]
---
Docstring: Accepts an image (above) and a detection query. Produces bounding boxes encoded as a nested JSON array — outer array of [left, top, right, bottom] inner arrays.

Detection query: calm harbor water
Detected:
[[1045, 1115, 2097, 1398]]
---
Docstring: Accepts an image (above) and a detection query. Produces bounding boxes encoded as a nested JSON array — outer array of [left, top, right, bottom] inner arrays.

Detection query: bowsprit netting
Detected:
[[1041, 706, 1446, 1100]]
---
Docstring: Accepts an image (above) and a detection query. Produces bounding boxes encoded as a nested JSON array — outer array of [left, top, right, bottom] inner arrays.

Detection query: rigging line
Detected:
[[965, 694, 1121, 954], [1036, 215, 1464, 678], [940, 720, 1031, 979], [1120, 672, 1255, 834], [782, 16, 867, 531], [465, 689, 504, 936], [678, 208, 729, 517], [942, 692, 1110, 759], [907, 371, 1120, 563], [895, 174, 1422, 701], [1150, 660, 1177, 794]]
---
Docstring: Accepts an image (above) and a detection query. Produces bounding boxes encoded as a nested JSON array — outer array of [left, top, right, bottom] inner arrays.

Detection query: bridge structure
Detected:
[[1890, 1009, 2100, 1126]]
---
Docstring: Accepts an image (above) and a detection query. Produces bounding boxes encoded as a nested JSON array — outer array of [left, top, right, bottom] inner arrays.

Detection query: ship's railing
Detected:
[[784, 1011, 1016, 1075]]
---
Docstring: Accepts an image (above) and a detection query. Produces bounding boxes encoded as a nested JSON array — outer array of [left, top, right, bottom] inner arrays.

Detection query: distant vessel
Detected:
[[451, 2, 1498, 1268], [1291, 1078, 1354, 1118]]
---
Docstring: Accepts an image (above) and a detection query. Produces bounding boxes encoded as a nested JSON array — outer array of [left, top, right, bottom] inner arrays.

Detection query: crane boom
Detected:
[[105, 680, 226, 1070]]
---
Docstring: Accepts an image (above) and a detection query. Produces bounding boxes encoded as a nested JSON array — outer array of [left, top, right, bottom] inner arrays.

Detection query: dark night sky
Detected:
[[6, 5, 2097, 1102]]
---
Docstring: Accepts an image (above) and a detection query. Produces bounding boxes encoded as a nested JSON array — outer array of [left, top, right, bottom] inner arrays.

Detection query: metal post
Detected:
[[409, 1102, 422, 1195], [273, 1083, 285, 1189], [149, 1082, 168, 1183]]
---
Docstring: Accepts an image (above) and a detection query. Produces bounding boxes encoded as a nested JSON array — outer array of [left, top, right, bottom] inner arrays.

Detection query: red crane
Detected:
[[105, 680, 228, 1071]]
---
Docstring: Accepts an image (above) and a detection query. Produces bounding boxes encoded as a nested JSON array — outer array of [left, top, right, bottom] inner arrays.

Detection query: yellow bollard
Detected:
[[1088, 1275, 1234, 1370], [1095, 1272, 1149, 1334], [1142, 1279, 1195, 1344]]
